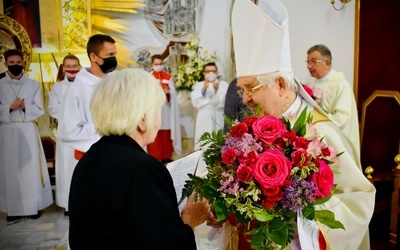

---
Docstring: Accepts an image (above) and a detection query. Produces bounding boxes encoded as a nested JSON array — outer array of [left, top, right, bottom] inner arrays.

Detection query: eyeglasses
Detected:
[[305, 59, 327, 65], [237, 83, 264, 97]]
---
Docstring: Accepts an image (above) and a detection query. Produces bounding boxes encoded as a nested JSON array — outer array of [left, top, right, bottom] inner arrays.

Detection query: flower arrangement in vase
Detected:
[[173, 33, 218, 92]]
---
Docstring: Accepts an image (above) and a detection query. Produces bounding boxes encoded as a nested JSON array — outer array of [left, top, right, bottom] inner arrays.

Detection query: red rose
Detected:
[[283, 130, 297, 144], [262, 186, 283, 200], [238, 151, 258, 165], [312, 160, 334, 198], [321, 147, 331, 157], [291, 148, 310, 167], [252, 116, 287, 146], [236, 165, 253, 182], [262, 197, 277, 210], [222, 147, 238, 165], [293, 137, 309, 149], [261, 186, 283, 209], [230, 123, 248, 138], [242, 116, 258, 127], [251, 149, 292, 189]]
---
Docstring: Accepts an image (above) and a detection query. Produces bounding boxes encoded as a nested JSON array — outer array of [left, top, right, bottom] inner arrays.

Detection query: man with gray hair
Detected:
[[305, 44, 360, 161]]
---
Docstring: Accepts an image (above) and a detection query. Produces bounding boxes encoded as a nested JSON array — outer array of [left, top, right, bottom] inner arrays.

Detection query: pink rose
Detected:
[[230, 123, 248, 138], [222, 148, 238, 165], [252, 116, 287, 146], [251, 149, 292, 189], [236, 165, 253, 182], [291, 148, 310, 167], [312, 161, 334, 198]]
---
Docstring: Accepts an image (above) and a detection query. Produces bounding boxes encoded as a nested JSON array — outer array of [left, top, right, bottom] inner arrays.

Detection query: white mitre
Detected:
[[232, 0, 326, 115]]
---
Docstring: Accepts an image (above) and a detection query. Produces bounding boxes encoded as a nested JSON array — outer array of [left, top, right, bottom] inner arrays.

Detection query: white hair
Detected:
[[90, 68, 165, 136]]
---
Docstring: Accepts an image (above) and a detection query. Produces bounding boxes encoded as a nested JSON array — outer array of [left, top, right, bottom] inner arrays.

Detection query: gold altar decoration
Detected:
[[91, 0, 146, 68], [0, 14, 32, 74], [62, 0, 91, 50], [91, 0, 146, 13]]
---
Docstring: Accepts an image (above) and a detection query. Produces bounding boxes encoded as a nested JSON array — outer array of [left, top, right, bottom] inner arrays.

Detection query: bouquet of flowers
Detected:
[[183, 108, 345, 249], [173, 33, 218, 91]]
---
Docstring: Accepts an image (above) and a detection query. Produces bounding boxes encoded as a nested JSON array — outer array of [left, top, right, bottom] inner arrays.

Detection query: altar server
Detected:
[[0, 49, 53, 221]]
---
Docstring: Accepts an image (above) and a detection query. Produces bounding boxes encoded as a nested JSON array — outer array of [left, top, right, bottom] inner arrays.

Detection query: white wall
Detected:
[[199, 0, 233, 82], [280, 0, 355, 85], [198, 0, 356, 86]]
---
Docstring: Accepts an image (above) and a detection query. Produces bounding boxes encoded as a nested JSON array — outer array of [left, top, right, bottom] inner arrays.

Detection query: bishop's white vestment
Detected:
[[286, 96, 375, 250], [0, 73, 53, 216], [191, 80, 228, 150]]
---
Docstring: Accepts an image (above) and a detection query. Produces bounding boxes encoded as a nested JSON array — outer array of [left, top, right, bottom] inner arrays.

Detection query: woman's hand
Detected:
[[181, 195, 209, 230]]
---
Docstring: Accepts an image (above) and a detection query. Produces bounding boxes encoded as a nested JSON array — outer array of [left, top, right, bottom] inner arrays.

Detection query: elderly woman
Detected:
[[68, 68, 210, 249]]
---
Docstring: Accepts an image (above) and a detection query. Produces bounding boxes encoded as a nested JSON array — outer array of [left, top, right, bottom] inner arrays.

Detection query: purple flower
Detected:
[[280, 177, 317, 212], [217, 172, 244, 194]]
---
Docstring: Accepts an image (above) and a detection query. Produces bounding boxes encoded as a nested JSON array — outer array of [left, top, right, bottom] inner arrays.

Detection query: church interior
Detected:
[[0, 0, 399, 249]]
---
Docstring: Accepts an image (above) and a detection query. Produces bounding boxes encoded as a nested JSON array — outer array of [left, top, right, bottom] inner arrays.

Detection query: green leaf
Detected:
[[199, 184, 219, 199], [302, 205, 315, 220], [315, 210, 345, 230], [254, 210, 274, 222], [214, 198, 228, 221], [292, 107, 308, 136], [250, 226, 267, 248], [267, 218, 290, 247]]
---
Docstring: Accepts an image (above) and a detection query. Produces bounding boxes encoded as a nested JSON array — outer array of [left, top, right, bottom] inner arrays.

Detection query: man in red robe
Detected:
[[147, 54, 182, 163]]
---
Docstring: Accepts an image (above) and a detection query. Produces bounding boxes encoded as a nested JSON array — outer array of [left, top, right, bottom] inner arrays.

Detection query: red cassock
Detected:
[[147, 71, 173, 161]]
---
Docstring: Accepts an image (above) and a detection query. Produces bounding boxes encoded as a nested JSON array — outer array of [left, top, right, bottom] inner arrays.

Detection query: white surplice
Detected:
[[58, 68, 101, 153], [48, 77, 78, 210], [307, 69, 361, 162], [48, 77, 72, 120], [0, 73, 53, 216], [57, 68, 101, 210], [191, 80, 228, 150]]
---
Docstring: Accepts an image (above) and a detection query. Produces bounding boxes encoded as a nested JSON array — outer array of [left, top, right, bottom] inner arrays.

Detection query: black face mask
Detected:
[[96, 55, 117, 73], [8, 65, 24, 76]]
